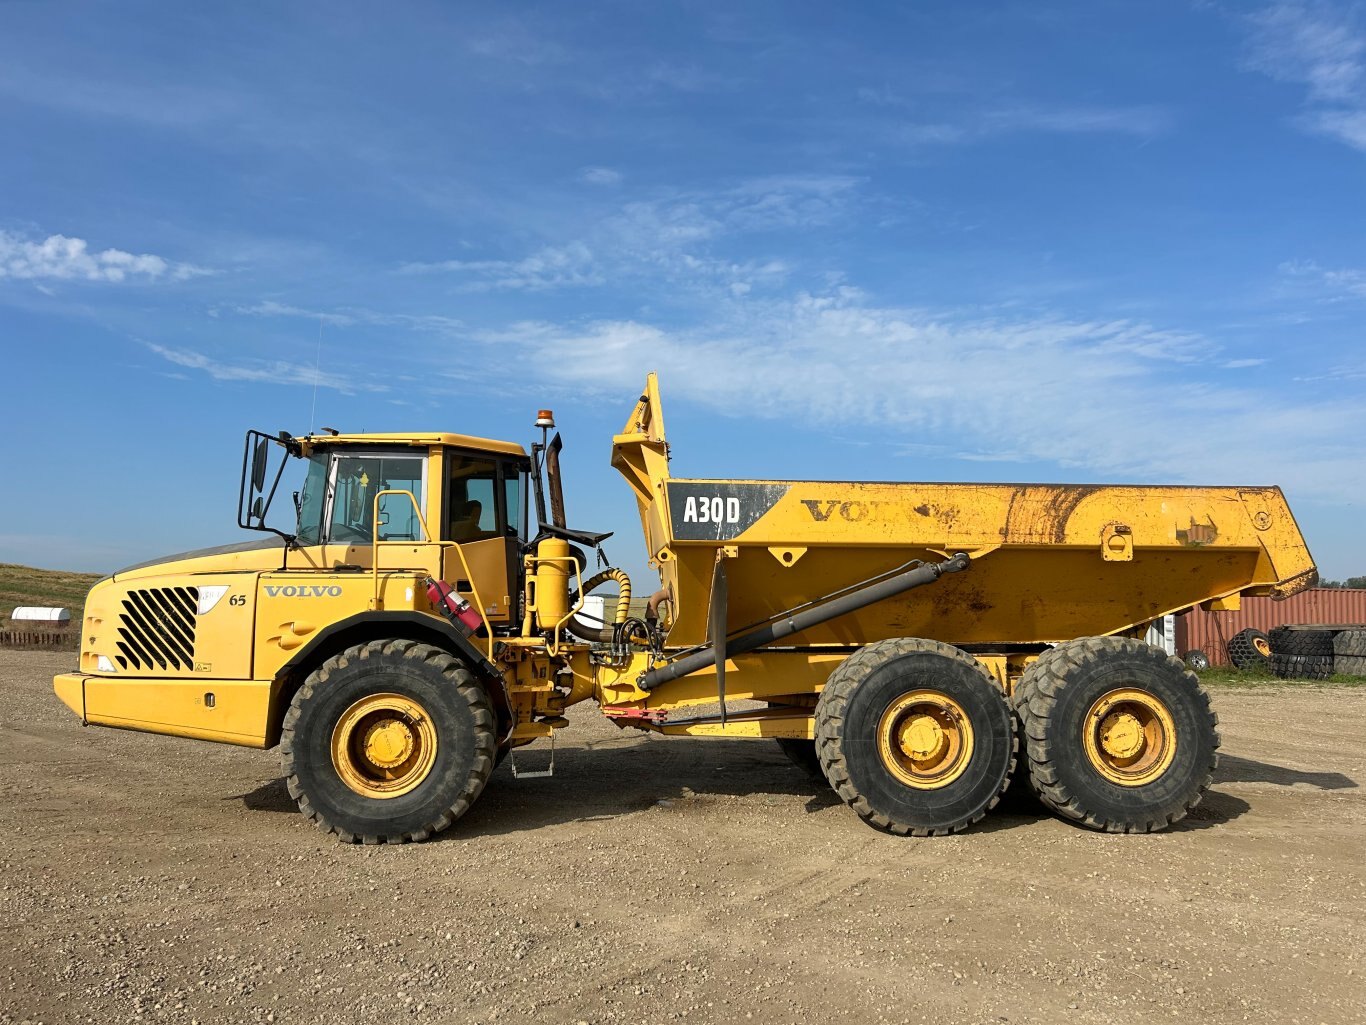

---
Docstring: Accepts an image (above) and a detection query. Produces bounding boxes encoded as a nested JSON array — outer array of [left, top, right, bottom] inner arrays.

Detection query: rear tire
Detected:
[[281, 639, 496, 844], [815, 638, 1014, 836], [1015, 637, 1219, 833], [1227, 629, 1272, 671]]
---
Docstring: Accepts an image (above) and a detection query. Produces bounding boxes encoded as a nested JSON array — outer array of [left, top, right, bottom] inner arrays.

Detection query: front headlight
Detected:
[[96, 654, 118, 674]]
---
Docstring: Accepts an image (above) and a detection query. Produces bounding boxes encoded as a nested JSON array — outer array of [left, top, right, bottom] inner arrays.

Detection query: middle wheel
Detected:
[[815, 638, 1015, 836]]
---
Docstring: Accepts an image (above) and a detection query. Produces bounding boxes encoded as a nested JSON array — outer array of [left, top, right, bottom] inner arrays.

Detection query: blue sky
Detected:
[[1, 1, 1363, 583]]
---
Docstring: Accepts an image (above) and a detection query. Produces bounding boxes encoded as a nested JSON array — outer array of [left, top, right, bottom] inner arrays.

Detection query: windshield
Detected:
[[295, 449, 428, 545], [295, 454, 329, 545]]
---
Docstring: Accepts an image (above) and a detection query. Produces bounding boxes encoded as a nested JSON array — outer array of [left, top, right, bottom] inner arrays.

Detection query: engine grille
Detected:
[[114, 587, 199, 672]]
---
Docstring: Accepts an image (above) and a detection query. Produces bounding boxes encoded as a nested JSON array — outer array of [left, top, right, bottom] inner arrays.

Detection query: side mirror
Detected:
[[251, 437, 269, 491], [251, 496, 265, 523]]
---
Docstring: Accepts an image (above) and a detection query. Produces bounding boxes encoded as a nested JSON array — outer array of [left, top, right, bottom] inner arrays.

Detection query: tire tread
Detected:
[[280, 639, 496, 844], [1012, 636, 1219, 833]]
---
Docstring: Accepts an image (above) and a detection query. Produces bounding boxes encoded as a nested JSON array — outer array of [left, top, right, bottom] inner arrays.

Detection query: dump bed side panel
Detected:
[[610, 375, 1317, 650]]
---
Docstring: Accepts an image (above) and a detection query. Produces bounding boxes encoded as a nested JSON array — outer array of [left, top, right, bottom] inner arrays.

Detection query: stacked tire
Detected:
[[1226, 628, 1273, 671], [1269, 626, 1335, 680], [1334, 630, 1366, 677]]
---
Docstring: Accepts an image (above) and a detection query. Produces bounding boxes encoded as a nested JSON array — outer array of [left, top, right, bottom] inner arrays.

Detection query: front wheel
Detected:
[[281, 639, 496, 843], [815, 638, 1015, 836]]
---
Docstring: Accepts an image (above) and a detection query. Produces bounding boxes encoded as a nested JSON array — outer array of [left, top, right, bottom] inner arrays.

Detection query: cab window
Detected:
[[446, 455, 500, 542], [327, 453, 426, 543]]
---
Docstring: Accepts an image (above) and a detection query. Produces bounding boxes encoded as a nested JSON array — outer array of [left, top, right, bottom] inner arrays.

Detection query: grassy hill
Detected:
[[0, 563, 103, 621]]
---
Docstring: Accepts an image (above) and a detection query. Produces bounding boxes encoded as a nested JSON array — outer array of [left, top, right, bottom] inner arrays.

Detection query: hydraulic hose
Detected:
[[567, 568, 632, 642]]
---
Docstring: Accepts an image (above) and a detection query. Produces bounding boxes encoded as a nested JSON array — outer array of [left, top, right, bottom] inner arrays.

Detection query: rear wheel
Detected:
[[815, 638, 1014, 836], [281, 639, 496, 843], [1016, 637, 1219, 832]]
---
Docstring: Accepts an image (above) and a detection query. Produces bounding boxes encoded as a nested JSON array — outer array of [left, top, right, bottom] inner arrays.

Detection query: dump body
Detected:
[[613, 376, 1316, 650]]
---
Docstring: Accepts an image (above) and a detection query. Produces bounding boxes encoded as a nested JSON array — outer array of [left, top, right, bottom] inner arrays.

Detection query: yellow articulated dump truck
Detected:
[[55, 375, 1316, 842]]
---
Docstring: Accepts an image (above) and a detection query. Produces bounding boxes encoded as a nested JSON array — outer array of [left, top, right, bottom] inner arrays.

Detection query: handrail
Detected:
[[368, 489, 495, 660]]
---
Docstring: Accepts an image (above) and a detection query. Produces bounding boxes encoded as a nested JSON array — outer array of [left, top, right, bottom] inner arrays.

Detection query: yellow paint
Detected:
[[876, 690, 974, 790], [1082, 688, 1177, 786], [532, 537, 571, 629], [53, 672, 84, 718], [330, 692, 438, 799], [611, 374, 1317, 651], [80, 675, 273, 747]]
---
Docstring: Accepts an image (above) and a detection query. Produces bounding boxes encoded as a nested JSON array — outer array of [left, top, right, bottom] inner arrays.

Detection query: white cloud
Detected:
[[579, 166, 623, 186], [0, 231, 210, 283], [144, 342, 387, 394], [859, 91, 1172, 145], [471, 290, 1365, 504], [1244, 2, 1366, 151], [1278, 258, 1366, 298], [233, 300, 464, 333], [400, 177, 854, 298], [400, 241, 603, 291]]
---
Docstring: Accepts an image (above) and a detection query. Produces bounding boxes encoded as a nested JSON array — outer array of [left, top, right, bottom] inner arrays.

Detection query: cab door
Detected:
[[442, 450, 525, 627]]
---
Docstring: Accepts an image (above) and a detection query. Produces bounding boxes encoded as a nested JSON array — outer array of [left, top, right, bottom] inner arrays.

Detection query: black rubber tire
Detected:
[[281, 639, 496, 844], [1183, 649, 1211, 672], [774, 738, 824, 778], [815, 638, 1014, 837], [1335, 655, 1366, 677], [1227, 629, 1272, 671], [1332, 629, 1366, 658], [1015, 637, 1219, 833], [1271, 653, 1335, 680], [1270, 626, 1334, 657]]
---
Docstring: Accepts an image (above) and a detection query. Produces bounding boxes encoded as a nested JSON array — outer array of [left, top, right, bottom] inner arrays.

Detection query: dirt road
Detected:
[[2, 649, 1362, 1025]]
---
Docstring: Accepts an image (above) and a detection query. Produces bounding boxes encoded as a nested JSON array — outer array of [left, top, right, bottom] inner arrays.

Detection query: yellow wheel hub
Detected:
[[878, 690, 974, 790], [1253, 637, 1272, 657], [331, 693, 438, 799], [1083, 688, 1176, 787]]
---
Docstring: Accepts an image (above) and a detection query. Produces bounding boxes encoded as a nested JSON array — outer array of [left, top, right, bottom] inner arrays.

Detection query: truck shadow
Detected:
[[233, 741, 1293, 837], [1213, 754, 1357, 791]]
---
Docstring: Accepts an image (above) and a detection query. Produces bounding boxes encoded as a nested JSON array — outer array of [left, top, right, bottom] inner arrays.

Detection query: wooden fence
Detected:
[[0, 623, 79, 650]]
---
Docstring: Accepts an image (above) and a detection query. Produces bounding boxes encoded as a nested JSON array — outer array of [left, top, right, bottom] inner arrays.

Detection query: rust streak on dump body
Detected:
[[1004, 484, 1104, 544]]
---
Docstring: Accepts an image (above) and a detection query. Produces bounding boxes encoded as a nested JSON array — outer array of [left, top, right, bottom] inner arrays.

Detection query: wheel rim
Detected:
[[876, 690, 974, 790], [1082, 688, 1176, 786], [331, 693, 438, 799], [1253, 637, 1271, 657]]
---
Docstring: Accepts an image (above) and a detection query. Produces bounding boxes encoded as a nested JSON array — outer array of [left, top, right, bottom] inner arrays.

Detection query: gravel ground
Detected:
[[2, 648, 1363, 1025]]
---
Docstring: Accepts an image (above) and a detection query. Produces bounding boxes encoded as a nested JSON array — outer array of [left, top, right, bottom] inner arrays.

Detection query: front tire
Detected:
[[1016, 637, 1219, 833], [281, 640, 496, 844], [815, 638, 1014, 836]]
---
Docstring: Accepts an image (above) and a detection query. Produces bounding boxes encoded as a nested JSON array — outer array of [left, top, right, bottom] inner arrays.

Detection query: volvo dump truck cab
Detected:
[[55, 375, 1317, 842]]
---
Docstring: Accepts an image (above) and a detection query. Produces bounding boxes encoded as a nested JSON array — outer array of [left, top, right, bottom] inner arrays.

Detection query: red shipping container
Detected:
[[1175, 588, 1366, 666]]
